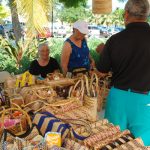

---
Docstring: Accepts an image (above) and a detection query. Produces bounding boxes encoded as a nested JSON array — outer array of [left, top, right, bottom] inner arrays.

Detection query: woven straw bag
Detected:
[[83, 95, 97, 122], [22, 99, 51, 113], [33, 112, 70, 142], [43, 98, 82, 115], [62, 118, 92, 141], [0, 107, 32, 136], [89, 73, 105, 112], [9, 94, 24, 108], [20, 85, 57, 104], [69, 79, 85, 103]]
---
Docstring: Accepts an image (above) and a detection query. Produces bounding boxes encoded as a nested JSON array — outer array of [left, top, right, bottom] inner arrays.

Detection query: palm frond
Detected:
[[15, 0, 52, 37]]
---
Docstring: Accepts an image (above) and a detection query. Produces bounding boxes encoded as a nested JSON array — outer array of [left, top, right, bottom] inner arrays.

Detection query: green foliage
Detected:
[[58, 0, 87, 7], [0, 37, 104, 74], [57, 6, 91, 24], [88, 8, 125, 27], [48, 38, 64, 64], [0, 36, 47, 74], [88, 38, 107, 65]]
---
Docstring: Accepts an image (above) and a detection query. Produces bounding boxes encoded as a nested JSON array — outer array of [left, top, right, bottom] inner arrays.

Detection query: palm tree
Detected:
[[9, 0, 22, 42]]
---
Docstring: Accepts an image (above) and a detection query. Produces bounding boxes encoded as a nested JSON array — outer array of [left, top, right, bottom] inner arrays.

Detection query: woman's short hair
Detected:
[[38, 43, 49, 51], [125, 0, 150, 18]]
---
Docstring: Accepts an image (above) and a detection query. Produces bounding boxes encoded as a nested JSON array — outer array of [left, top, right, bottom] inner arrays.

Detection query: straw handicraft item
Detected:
[[74, 119, 110, 136], [88, 73, 103, 112], [45, 73, 75, 87], [62, 119, 92, 140], [99, 73, 112, 108], [69, 79, 85, 102], [4, 76, 16, 89], [0, 107, 32, 136], [100, 133, 135, 150], [93, 130, 131, 150], [113, 138, 148, 150], [83, 95, 97, 122], [33, 112, 70, 141], [55, 105, 95, 121], [83, 125, 121, 147], [22, 100, 51, 113], [0, 125, 45, 150], [44, 98, 82, 115], [20, 85, 57, 105], [92, 0, 112, 14], [64, 138, 89, 150], [9, 94, 24, 108]]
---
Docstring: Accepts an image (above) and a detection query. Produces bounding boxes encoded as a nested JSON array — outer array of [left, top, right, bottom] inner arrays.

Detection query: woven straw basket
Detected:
[[92, 0, 112, 14], [0, 107, 32, 136]]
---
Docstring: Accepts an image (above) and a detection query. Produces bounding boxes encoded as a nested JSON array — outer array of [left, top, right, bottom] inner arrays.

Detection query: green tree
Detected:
[[58, 0, 87, 7], [87, 8, 124, 27], [57, 6, 91, 24]]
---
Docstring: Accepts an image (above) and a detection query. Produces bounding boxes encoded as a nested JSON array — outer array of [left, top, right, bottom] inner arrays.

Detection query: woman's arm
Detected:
[[61, 42, 72, 76], [89, 54, 95, 69]]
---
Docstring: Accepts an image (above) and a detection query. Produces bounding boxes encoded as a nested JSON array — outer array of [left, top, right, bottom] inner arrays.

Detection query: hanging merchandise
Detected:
[[92, 0, 112, 14]]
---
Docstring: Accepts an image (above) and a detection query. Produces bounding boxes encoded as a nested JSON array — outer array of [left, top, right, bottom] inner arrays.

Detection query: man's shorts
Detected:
[[105, 87, 150, 146]]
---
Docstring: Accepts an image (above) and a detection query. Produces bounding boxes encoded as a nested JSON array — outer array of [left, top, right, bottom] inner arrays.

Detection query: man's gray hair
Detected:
[[125, 0, 150, 18], [38, 42, 50, 51]]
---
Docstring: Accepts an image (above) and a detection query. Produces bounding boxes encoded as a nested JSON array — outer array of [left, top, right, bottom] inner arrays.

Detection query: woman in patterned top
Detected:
[[61, 20, 95, 76]]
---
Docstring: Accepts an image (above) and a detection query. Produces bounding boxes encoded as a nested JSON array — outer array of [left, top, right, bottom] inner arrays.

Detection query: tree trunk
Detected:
[[9, 0, 22, 43]]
